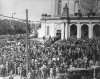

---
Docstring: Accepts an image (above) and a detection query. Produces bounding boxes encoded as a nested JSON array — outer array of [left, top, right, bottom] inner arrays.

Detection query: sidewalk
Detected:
[[0, 75, 21, 79]]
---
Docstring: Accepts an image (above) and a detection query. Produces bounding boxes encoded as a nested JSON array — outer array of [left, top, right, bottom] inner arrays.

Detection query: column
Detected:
[[50, 23, 55, 37], [65, 21, 70, 39], [61, 23, 64, 39], [77, 23, 81, 38], [65, 23, 68, 39], [69, 24, 70, 37], [45, 23, 47, 37], [64, 22, 65, 39], [89, 23, 93, 38]]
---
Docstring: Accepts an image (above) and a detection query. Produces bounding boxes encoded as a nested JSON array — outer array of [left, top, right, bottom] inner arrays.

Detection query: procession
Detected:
[[0, 35, 100, 79], [0, 0, 100, 79]]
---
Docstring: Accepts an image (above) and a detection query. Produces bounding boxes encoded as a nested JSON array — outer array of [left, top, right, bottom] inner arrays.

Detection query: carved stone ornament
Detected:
[[78, 0, 100, 14], [55, 24, 61, 28], [62, 3, 69, 16]]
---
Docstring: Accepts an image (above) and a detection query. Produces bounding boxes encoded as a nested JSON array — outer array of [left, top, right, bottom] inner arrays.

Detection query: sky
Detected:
[[1, 0, 100, 21], [0, 0, 74, 21], [0, 0, 53, 21]]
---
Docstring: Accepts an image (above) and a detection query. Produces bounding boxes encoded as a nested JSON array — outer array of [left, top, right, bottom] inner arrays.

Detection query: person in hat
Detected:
[[27, 71, 31, 79], [53, 66, 56, 78]]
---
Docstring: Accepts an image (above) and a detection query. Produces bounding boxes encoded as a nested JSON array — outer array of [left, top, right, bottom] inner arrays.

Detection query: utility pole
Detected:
[[26, 9, 29, 77], [28, 21, 31, 72]]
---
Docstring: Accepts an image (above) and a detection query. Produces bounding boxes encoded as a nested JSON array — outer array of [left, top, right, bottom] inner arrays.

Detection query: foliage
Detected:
[[0, 19, 26, 35], [0, 19, 40, 39]]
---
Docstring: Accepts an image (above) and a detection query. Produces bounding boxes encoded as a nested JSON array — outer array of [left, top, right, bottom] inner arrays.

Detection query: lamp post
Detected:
[[12, 13, 16, 18], [14, 25, 16, 39], [11, 13, 16, 39]]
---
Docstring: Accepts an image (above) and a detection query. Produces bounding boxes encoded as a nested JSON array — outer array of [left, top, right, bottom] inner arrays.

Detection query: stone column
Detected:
[[50, 23, 55, 37], [89, 23, 93, 39], [77, 23, 81, 38], [61, 23, 64, 39], [69, 24, 70, 37], [65, 22, 68, 39]]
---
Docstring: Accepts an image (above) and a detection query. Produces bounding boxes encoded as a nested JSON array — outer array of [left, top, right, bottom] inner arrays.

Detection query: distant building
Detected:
[[39, 0, 100, 39], [29, 21, 41, 37]]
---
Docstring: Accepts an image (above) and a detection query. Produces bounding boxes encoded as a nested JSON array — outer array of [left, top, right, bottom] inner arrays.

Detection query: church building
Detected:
[[39, 0, 100, 40]]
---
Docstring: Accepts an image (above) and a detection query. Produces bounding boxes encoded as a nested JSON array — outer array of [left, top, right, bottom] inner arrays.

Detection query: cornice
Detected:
[[41, 16, 100, 21], [70, 22, 78, 24], [80, 22, 90, 24], [91, 22, 100, 24]]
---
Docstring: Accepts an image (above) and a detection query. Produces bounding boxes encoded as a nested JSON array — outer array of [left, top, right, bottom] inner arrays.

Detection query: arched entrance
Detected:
[[70, 24, 77, 37], [93, 24, 100, 37], [81, 24, 88, 38]]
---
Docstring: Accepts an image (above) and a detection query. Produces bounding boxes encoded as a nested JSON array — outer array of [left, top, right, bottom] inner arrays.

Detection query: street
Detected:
[[0, 76, 21, 79]]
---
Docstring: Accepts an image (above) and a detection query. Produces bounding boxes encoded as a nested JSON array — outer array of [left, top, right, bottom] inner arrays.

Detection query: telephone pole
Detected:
[[26, 9, 29, 76]]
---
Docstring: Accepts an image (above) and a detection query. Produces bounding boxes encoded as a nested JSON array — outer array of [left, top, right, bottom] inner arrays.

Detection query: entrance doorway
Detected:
[[56, 30, 61, 39], [70, 24, 77, 37], [81, 24, 89, 38], [93, 24, 100, 37]]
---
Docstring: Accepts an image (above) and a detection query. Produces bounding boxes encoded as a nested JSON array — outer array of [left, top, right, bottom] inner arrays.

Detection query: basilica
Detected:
[[39, 0, 100, 40]]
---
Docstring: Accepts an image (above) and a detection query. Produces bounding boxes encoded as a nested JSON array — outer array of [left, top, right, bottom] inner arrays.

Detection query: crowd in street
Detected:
[[0, 36, 100, 79]]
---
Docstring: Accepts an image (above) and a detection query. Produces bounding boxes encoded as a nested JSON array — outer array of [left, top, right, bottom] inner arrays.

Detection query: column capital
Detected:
[[77, 23, 81, 29], [89, 22, 92, 24], [77, 22, 80, 24]]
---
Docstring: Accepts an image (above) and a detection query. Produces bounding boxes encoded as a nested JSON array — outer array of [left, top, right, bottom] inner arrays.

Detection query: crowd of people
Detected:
[[0, 36, 100, 79]]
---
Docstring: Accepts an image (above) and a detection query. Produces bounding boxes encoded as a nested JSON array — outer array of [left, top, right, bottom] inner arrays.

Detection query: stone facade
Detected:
[[39, 0, 100, 40]]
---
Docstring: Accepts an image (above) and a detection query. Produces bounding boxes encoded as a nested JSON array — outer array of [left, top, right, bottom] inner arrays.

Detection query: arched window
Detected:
[[47, 26, 50, 36]]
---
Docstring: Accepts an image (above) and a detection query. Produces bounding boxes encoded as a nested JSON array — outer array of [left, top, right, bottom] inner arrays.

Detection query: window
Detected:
[[47, 26, 50, 36]]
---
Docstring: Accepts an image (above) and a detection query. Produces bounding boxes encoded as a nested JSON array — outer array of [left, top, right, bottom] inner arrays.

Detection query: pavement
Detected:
[[0, 76, 56, 79], [0, 76, 21, 79]]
